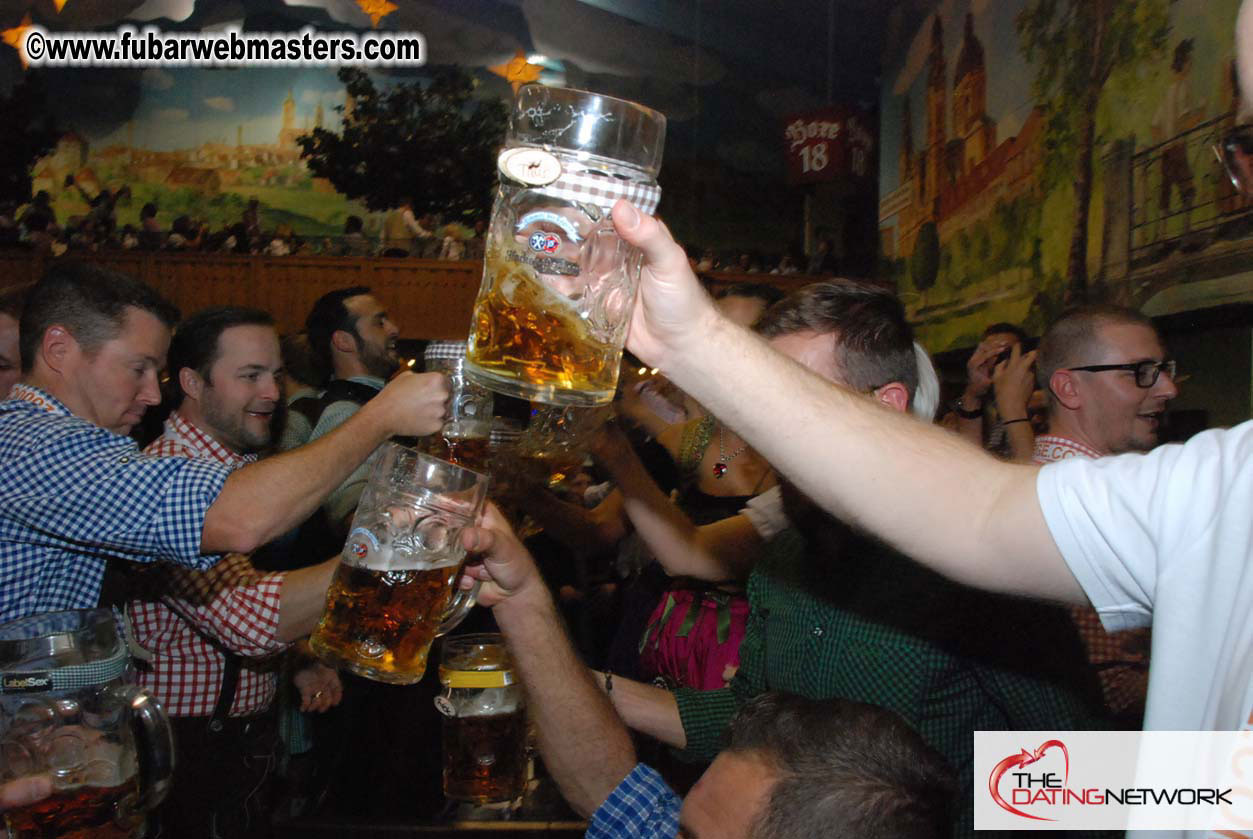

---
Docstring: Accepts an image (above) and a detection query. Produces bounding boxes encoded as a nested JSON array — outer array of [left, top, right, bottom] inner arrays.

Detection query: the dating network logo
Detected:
[[988, 739, 1070, 821]]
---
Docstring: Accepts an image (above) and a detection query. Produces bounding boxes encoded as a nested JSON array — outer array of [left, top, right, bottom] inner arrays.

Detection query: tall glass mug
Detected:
[[421, 340, 494, 473], [0, 609, 174, 839], [437, 634, 527, 805], [465, 85, 666, 406], [310, 445, 489, 685]]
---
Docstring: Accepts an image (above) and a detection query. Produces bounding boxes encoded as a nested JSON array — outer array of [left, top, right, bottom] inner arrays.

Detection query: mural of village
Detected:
[[32, 68, 371, 239], [879, 0, 1253, 351]]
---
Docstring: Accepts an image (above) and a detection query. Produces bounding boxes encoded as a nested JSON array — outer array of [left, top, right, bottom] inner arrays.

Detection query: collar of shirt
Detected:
[[1032, 434, 1102, 464], [6, 384, 72, 417], [347, 375, 386, 390], [154, 410, 257, 470]]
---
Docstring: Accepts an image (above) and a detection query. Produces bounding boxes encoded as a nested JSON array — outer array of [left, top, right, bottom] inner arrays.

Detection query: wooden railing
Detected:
[[0, 249, 855, 339]]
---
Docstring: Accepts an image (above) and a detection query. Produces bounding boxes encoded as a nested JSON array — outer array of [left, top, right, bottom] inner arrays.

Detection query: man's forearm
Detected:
[[661, 319, 1086, 604], [597, 673, 686, 749], [202, 400, 391, 553], [493, 588, 636, 817], [277, 558, 338, 643]]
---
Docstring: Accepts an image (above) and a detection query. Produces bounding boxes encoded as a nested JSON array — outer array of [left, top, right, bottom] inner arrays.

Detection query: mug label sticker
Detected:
[[2, 672, 52, 693], [434, 695, 457, 718], [499, 147, 562, 186], [347, 527, 380, 561]]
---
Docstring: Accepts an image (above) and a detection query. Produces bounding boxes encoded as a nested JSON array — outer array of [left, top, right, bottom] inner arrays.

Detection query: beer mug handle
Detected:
[[437, 578, 480, 637], [121, 685, 175, 811]]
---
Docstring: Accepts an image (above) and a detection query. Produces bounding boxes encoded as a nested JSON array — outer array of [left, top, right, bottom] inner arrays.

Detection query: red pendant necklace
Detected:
[[714, 425, 748, 479]]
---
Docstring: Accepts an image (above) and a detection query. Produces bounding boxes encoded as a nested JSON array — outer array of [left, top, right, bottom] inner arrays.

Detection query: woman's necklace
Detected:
[[713, 425, 748, 479]]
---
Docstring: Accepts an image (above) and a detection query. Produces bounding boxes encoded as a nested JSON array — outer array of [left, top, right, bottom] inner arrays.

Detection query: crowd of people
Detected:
[[1, 5, 1252, 839], [0, 190, 489, 261]]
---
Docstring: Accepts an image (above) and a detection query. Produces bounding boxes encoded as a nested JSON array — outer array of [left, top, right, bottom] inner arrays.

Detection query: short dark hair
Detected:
[[1036, 304, 1159, 394], [0, 284, 31, 320], [982, 321, 1028, 344], [1173, 39, 1194, 73], [717, 282, 786, 309], [167, 306, 276, 396], [344, 215, 364, 234], [305, 285, 371, 383], [280, 331, 321, 389], [756, 281, 918, 399], [728, 693, 956, 839], [20, 262, 180, 374]]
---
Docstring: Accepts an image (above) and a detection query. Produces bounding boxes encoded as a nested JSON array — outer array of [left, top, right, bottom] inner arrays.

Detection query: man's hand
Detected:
[[459, 505, 546, 609], [992, 344, 1038, 420], [612, 199, 721, 369], [0, 775, 52, 812], [293, 662, 343, 713], [964, 336, 1017, 401], [371, 371, 450, 437]]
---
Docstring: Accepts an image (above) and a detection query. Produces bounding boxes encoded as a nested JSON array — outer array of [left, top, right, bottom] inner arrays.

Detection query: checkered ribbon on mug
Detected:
[[505, 165, 662, 216], [1, 645, 129, 693]]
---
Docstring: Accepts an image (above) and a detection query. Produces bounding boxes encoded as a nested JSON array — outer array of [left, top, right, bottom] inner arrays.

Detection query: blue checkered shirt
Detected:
[[586, 764, 681, 839], [0, 385, 231, 622]]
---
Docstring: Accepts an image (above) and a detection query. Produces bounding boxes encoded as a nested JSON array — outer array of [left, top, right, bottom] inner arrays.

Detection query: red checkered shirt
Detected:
[[129, 411, 288, 718], [1034, 434, 1151, 721]]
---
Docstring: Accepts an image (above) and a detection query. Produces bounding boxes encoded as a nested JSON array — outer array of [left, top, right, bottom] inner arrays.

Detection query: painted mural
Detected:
[[28, 67, 378, 240], [879, 0, 1251, 351]]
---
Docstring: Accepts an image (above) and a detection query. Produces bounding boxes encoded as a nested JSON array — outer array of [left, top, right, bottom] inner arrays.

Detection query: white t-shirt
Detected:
[[1037, 419, 1253, 735]]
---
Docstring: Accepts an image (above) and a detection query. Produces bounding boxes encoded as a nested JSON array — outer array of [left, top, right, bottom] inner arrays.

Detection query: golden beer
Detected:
[[423, 433, 492, 473], [442, 710, 529, 803], [310, 562, 464, 685], [4, 778, 142, 839], [466, 253, 620, 406]]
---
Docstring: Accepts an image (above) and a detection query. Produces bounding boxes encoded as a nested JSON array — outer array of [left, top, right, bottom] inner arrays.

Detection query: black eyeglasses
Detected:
[[1214, 124, 1253, 197], [1068, 360, 1177, 388]]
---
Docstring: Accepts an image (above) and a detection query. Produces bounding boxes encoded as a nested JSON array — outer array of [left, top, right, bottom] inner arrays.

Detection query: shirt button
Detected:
[[118, 456, 130, 464], [811, 625, 824, 637]]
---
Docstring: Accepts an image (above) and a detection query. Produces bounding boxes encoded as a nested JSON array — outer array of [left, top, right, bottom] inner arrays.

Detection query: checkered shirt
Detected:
[[128, 411, 288, 718], [673, 529, 1114, 839], [1034, 434, 1151, 722], [0, 385, 229, 622], [586, 763, 680, 839]]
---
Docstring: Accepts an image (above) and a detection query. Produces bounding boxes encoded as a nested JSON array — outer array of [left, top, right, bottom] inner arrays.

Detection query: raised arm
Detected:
[[463, 509, 636, 818], [594, 426, 759, 582], [612, 201, 1085, 605], [201, 371, 448, 554]]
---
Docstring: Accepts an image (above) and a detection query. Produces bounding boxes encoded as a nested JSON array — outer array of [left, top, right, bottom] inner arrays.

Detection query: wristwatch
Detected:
[[950, 396, 983, 419]]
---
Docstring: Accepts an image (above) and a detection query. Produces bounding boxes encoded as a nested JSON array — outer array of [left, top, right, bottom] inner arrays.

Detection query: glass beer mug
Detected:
[[465, 85, 666, 407], [0, 609, 174, 839], [310, 444, 490, 685], [437, 634, 528, 805], [420, 340, 494, 473]]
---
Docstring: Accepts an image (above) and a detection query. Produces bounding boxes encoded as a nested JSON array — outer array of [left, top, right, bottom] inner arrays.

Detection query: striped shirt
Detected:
[[0, 385, 229, 622]]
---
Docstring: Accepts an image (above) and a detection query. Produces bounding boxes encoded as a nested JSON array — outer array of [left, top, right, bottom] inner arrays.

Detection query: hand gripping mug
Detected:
[[310, 444, 490, 685], [464, 85, 666, 407], [420, 340, 494, 473], [0, 609, 174, 839]]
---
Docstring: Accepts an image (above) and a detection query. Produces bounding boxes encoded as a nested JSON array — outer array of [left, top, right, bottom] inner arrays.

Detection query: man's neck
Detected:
[[23, 372, 87, 422], [1043, 416, 1109, 457], [175, 401, 244, 458], [332, 356, 370, 381]]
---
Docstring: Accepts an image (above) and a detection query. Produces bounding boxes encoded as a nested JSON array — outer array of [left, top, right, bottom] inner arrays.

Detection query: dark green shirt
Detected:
[[674, 528, 1113, 839]]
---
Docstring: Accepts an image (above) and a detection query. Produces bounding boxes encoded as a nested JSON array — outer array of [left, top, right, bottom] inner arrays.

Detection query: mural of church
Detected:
[[880, 0, 1253, 352]]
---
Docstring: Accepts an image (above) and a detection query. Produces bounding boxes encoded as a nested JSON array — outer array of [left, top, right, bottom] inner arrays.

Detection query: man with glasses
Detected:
[[1027, 305, 1179, 727]]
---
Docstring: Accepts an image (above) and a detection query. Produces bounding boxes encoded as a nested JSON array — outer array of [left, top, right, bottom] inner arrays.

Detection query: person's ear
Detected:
[[331, 329, 356, 355], [179, 367, 204, 403], [40, 326, 77, 375], [874, 382, 910, 414], [1049, 370, 1082, 411]]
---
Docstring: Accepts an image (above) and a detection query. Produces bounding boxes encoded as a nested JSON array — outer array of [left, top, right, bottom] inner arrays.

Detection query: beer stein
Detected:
[[0, 609, 174, 839], [437, 634, 527, 804], [516, 403, 611, 490], [465, 85, 666, 407], [310, 444, 490, 685], [420, 340, 494, 472]]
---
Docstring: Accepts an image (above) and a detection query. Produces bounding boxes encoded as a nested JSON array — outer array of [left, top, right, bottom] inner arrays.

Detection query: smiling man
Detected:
[[0, 263, 449, 621], [132, 306, 342, 838]]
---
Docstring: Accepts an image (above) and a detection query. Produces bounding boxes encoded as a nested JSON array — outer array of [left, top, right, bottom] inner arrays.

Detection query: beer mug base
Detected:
[[463, 360, 613, 407], [308, 636, 430, 686]]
